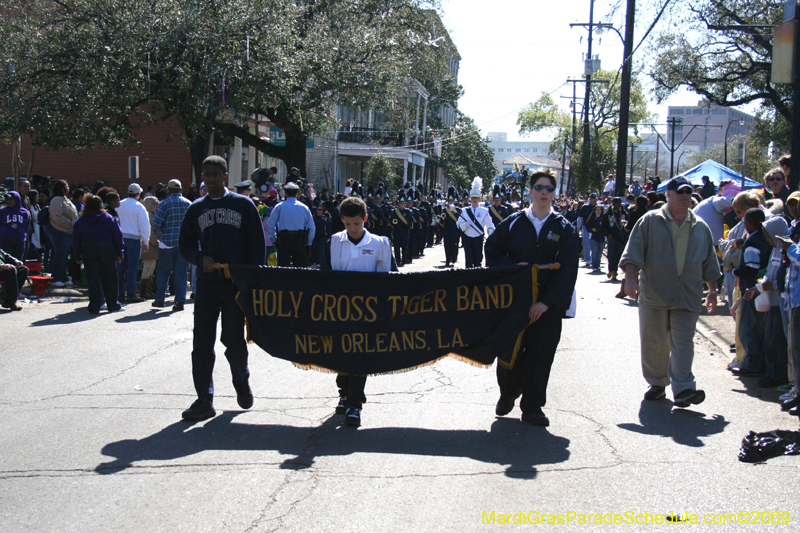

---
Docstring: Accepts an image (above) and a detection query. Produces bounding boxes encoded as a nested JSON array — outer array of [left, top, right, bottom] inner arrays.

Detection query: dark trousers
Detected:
[[607, 238, 625, 274], [739, 298, 766, 372], [764, 305, 788, 382], [0, 264, 28, 307], [496, 316, 563, 414], [0, 241, 24, 262], [82, 240, 119, 313], [192, 278, 250, 402], [462, 235, 484, 268], [393, 228, 409, 264], [46, 226, 71, 282], [336, 374, 367, 408], [443, 233, 459, 264], [276, 234, 308, 267]]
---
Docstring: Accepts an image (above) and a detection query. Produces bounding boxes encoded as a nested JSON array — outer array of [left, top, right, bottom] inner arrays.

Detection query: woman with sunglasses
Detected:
[[485, 171, 579, 427]]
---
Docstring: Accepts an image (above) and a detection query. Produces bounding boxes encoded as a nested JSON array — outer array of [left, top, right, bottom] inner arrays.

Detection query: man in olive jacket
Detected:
[[620, 176, 721, 408]]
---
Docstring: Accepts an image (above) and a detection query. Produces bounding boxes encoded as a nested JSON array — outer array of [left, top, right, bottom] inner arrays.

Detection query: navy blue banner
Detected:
[[225, 265, 536, 375]]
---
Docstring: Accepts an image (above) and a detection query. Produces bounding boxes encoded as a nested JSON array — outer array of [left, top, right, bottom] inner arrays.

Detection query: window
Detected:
[[673, 109, 684, 115], [516, 148, 522, 152], [712, 109, 726, 115], [524, 148, 530, 152], [693, 109, 703, 115], [498, 148, 504, 152], [533, 148, 538, 153]]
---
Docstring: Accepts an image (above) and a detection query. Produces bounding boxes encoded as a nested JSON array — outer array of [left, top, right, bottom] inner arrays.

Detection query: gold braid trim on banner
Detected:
[[292, 352, 491, 377], [499, 262, 561, 370]]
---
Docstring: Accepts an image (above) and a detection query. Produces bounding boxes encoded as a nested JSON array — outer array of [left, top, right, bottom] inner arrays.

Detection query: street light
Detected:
[[676, 151, 690, 174], [724, 118, 744, 168]]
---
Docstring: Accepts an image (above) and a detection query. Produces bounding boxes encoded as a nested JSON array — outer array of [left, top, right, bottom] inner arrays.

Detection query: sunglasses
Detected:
[[767, 177, 784, 182], [531, 185, 556, 193], [674, 188, 693, 195]]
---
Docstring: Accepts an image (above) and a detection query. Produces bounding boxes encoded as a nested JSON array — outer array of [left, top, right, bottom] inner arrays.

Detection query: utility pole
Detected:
[[563, 79, 584, 192], [669, 117, 679, 178], [629, 142, 636, 183], [614, 0, 636, 197], [581, 0, 596, 169]]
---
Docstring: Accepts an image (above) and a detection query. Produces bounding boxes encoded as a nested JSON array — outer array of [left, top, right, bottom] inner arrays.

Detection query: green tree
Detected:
[[439, 113, 496, 191], [364, 151, 401, 189], [0, 0, 458, 178], [517, 70, 655, 192], [647, 1, 789, 148]]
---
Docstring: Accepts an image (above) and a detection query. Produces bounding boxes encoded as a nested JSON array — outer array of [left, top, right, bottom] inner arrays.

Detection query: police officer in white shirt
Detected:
[[457, 177, 495, 268]]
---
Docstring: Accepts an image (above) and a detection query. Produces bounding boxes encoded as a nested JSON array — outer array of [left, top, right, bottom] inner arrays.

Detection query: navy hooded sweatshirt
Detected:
[[0, 191, 30, 245]]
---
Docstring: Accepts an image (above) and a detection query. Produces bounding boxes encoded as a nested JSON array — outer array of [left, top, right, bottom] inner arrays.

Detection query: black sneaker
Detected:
[[152, 300, 165, 308], [521, 409, 549, 426], [673, 389, 705, 408], [172, 302, 185, 311], [644, 385, 666, 401], [182, 399, 216, 421], [335, 396, 348, 415], [236, 383, 254, 410], [345, 406, 361, 427], [495, 395, 515, 416]]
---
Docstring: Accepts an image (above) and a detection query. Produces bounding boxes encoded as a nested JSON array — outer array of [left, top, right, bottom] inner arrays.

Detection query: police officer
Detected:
[[267, 182, 315, 267], [485, 170, 579, 426]]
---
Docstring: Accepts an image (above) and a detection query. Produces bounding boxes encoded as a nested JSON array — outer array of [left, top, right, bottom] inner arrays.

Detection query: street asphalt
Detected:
[[1, 238, 798, 532]]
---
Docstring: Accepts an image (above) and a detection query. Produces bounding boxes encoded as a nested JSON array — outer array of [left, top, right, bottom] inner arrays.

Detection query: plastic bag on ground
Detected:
[[738, 430, 800, 463]]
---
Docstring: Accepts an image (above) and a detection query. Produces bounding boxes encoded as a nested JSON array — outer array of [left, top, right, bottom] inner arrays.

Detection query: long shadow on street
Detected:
[[96, 413, 570, 479], [617, 399, 729, 447]]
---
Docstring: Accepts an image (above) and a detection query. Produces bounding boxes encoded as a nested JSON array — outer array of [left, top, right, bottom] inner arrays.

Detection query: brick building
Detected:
[[0, 119, 193, 192]]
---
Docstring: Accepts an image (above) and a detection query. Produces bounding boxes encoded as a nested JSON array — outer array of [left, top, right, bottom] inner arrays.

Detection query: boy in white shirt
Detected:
[[320, 197, 397, 426]]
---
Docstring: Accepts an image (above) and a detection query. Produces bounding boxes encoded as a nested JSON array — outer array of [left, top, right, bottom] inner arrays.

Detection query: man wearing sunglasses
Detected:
[[485, 171, 579, 426], [620, 176, 721, 408], [765, 169, 790, 215]]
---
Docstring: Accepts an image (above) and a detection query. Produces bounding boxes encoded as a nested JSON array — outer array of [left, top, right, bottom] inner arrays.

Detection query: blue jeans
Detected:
[[155, 247, 189, 304], [590, 238, 605, 270], [581, 228, 592, 262], [118, 238, 141, 299], [738, 298, 765, 372], [46, 226, 72, 282]]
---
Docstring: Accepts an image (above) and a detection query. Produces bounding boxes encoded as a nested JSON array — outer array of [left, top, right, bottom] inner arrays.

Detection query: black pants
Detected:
[[276, 233, 308, 268], [607, 238, 625, 274], [0, 264, 28, 307], [336, 374, 367, 408], [82, 240, 118, 313], [496, 316, 563, 414], [443, 233, 459, 264], [462, 235, 484, 268], [192, 278, 250, 402], [393, 228, 409, 264]]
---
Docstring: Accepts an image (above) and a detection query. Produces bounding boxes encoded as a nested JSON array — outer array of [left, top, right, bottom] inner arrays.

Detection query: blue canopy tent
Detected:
[[657, 159, 762, 193]]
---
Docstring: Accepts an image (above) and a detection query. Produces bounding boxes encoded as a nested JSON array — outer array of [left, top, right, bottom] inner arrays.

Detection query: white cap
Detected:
[[469, 189, 481, 198], [128, 183, 143, 194]]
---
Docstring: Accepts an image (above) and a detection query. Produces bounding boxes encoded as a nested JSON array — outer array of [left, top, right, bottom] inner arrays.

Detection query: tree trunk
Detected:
[[188, 132, 210, 186]]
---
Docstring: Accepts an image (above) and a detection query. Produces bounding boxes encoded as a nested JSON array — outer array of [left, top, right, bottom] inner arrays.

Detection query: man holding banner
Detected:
[[485, 170, 579, 426], [320, 196, 397, 427], [178, 155, 266, 421]]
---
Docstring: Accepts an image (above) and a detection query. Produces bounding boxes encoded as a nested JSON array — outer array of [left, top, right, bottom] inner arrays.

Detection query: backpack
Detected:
[[38, 205, 50, 227]]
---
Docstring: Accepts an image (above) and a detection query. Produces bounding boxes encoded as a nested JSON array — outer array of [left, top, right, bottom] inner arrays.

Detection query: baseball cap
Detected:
[[787, 191, 800, 205], [167, 179, 182, 189], [667, 176, 693, 192], [128, 183, 143, 194], [283, 182, 300, 191], [589, 193, 599, 199]]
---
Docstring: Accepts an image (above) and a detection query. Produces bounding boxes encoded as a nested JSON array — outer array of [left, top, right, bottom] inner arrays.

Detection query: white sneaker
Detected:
[[727, 358, 739, 370], [51, 281, 66, 287], [100, 303, 108, 311], [779, 387, 797, 402]]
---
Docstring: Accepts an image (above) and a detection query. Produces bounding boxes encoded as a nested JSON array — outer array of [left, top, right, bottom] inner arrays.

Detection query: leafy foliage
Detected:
[[439, 113, 496, 191], [516, 70, 655, 192], [688, 133, 776, 182], [647, 0, 789, 148]]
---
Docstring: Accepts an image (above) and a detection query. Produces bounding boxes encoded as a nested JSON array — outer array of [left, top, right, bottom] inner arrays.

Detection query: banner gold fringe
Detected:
[[292, 352, 492, 377]]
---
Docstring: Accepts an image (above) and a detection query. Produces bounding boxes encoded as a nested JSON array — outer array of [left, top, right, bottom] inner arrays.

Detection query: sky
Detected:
[[438, 0, 707, 143]]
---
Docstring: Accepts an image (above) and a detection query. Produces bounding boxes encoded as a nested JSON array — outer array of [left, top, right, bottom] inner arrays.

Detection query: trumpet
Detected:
[[392, 218, 399, 225]]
